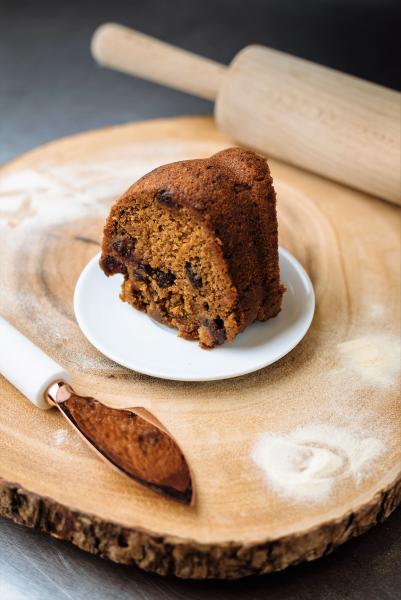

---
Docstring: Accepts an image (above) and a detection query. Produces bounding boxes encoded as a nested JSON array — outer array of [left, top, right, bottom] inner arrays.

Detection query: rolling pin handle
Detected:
[[91, 22, 226, 101], [0, 316, 70, 410]]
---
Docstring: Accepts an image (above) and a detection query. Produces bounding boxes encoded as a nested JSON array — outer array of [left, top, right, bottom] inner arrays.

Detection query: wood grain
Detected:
[[0, 116, 400, 579]]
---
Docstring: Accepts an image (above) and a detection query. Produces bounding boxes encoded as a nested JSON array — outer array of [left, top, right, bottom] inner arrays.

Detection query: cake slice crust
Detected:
[[100, 148, 284, 348]]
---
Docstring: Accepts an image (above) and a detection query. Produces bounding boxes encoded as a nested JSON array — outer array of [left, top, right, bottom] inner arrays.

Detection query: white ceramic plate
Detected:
[[74, 248, 315, 381]]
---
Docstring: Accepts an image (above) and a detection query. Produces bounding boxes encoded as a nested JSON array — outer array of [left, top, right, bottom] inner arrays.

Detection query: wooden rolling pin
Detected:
[[91, 23, 401, 205]]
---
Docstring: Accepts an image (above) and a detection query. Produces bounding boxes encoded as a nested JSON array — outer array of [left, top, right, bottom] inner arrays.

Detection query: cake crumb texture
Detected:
[[100, 148, 284, 348]]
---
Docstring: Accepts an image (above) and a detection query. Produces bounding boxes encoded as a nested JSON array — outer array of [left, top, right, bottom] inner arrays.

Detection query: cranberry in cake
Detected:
[[100, 148, 285, 349]]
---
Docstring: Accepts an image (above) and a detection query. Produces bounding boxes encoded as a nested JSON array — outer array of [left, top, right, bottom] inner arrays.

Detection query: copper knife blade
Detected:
[[48, 383, 192, 504]]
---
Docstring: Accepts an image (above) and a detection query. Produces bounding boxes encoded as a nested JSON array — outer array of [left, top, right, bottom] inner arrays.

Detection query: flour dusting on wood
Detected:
[[252, 424, 385, 502], [337, 333, 401, 388], [51, 428, 70, 447], [367, 303, 386, 320]]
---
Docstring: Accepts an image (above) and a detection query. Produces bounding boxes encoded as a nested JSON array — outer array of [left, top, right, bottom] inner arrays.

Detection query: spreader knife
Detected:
[[0, 315, 192, 504]]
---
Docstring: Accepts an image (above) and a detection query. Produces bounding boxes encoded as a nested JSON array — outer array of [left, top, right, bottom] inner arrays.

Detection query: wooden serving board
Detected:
[[0, 116, 400, 580]]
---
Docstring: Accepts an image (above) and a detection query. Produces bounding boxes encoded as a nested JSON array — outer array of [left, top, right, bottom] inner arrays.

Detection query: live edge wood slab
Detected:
[[0, 117, 400, 579]]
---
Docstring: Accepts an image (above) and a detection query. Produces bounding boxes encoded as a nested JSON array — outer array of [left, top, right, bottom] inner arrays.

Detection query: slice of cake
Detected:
[[100, 147, 285, 349]]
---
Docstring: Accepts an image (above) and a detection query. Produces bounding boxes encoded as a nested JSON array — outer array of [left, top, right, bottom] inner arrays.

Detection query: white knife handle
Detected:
[[0, 316, 70, 409]]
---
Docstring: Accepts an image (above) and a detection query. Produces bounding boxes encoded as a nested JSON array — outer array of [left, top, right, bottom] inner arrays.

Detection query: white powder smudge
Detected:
[[51, 427, 85, 450], [252, 424, 385, 502], [337, 333, 401, 388], [0, 169, 97, 230], [51, 428, 69, 447], [367, 303, 386, 319]]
